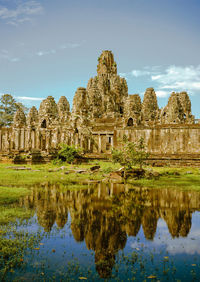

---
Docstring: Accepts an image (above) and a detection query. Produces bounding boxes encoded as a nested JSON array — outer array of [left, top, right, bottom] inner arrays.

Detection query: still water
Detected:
[[2, 182, 200, 281]]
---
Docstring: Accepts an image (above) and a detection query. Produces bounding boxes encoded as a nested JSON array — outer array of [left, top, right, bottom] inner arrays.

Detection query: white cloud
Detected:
[[122, 65, 200, 98], [119, 72, 129, 80], [151, 65, 200, 94], [16, 96, 44, 101], [152, 75, 162, 80], [0, 50, 21, 62], [156, 90, 168, 98], [131, 70, 151, 77], [36, 49, 56, 56], [0, 1, 43, 25]]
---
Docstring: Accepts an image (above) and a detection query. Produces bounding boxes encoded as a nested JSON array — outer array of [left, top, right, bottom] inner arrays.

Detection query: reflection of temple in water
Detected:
[[19, 183, 200, 278]]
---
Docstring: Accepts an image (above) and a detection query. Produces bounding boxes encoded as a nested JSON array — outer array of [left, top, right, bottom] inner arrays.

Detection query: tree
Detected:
[[112, 135, 149, 170], [0, 94, 28, 127]]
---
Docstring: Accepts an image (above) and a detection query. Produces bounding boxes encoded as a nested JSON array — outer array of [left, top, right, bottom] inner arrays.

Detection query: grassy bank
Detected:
[[0, 161, 121, 187], [0, 161, 199, 190]]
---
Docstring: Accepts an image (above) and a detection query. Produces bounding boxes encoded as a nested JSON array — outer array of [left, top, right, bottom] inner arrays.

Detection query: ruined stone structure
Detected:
[[0, 50, 199, 164]]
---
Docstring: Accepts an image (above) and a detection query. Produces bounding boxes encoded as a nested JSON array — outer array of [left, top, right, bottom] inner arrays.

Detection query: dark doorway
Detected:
[[41, 119, 47, 128], [127, 118, 133, 126]]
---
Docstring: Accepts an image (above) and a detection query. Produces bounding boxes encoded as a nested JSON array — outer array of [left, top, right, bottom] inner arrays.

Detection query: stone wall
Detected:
[[115, 125, 200, 154]]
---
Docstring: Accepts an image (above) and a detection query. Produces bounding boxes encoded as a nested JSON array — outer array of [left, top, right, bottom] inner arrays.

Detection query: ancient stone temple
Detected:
[[0, 50, 200, 164]]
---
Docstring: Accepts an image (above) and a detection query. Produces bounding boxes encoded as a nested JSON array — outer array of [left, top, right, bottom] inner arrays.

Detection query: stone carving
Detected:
[[87, 51, 128, 118], [72, 87, 89, 117], [0, 50, 199, 160], [38, 96, 58, 128], [178, 91, 194, 123], [142, 88, 160, 125], [161, 92, 195, 124], [97, 50, 117, 76], [27, 106, 39, 127], [124, 94, 142, 126], [57, 96, 70, 123], [13, 108, 26, 128]]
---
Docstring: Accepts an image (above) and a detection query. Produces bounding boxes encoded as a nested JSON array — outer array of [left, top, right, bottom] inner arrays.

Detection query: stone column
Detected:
[[111, 135, 114, 149], [88, 138, 91, 152], [98, 134, 102, 153], [75, 134, 79, 148], [5, 131, 10, 151], [15, 129, 20, 150], [27, 129, 32, 150], [20, 128, 25, 150], [31, 130, 35, 149], [80, 135, 85, 150], [46, 130, 50, 151], [110, 183, 114, 196], [70, 133, 73, 146], [36, 130, 41, 150]]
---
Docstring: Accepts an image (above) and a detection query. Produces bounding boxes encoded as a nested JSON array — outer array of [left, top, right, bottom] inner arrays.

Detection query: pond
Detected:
[[1, 182, 200, 281]]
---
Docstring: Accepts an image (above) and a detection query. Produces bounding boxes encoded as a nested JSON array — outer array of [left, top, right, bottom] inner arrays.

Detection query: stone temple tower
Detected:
[[0, 50, 199, 163]]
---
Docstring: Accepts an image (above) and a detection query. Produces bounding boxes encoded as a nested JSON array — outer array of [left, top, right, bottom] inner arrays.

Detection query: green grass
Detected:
[[0, 186, 33, 224], [0, 161, 199, 190], [0, 161, 121, 187], [129, 169, 200, 190], [0, 186, 30, 204]]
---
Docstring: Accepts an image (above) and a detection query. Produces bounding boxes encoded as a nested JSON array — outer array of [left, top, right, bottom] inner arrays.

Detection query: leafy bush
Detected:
[[112, 136, 149, 170], [54, 144, 82, 164]]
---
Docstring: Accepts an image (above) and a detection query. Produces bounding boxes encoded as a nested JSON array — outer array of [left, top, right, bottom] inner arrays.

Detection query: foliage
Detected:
[[0, 94, 28, 127], [57, 144, 82, 164], [112, 135, 149, 170]]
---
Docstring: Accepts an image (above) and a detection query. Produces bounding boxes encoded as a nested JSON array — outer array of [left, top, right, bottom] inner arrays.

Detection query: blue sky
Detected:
[[0, 0, 200, 117]]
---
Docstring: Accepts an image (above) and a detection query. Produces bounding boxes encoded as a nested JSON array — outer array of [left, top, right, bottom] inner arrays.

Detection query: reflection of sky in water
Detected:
[[6, 184, 200, 280]]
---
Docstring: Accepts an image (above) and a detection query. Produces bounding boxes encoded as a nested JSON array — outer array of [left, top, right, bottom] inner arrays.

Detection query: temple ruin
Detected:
[[0, 50, 200, 164]]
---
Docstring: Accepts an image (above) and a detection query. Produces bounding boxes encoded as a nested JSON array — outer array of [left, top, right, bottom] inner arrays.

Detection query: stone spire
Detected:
[[13, 108, 26, 127], [87, 78, 102, 118], [72, 87, 89, 117], [84, 50, 128, 119], [38, 96, 58, 127], [161, 92, 184, 124], [27, 106, 38, 127], [124, 94, 142, 126], [57, 96, 70, 123], [142, 88, 160, 124], [97, 50, 117, 76], [178, 92, 194, 123]]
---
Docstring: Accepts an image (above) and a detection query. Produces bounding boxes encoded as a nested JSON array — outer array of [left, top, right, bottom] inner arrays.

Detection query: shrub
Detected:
[[112, 136, 149, 170], [56, 144, 82, 164]]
